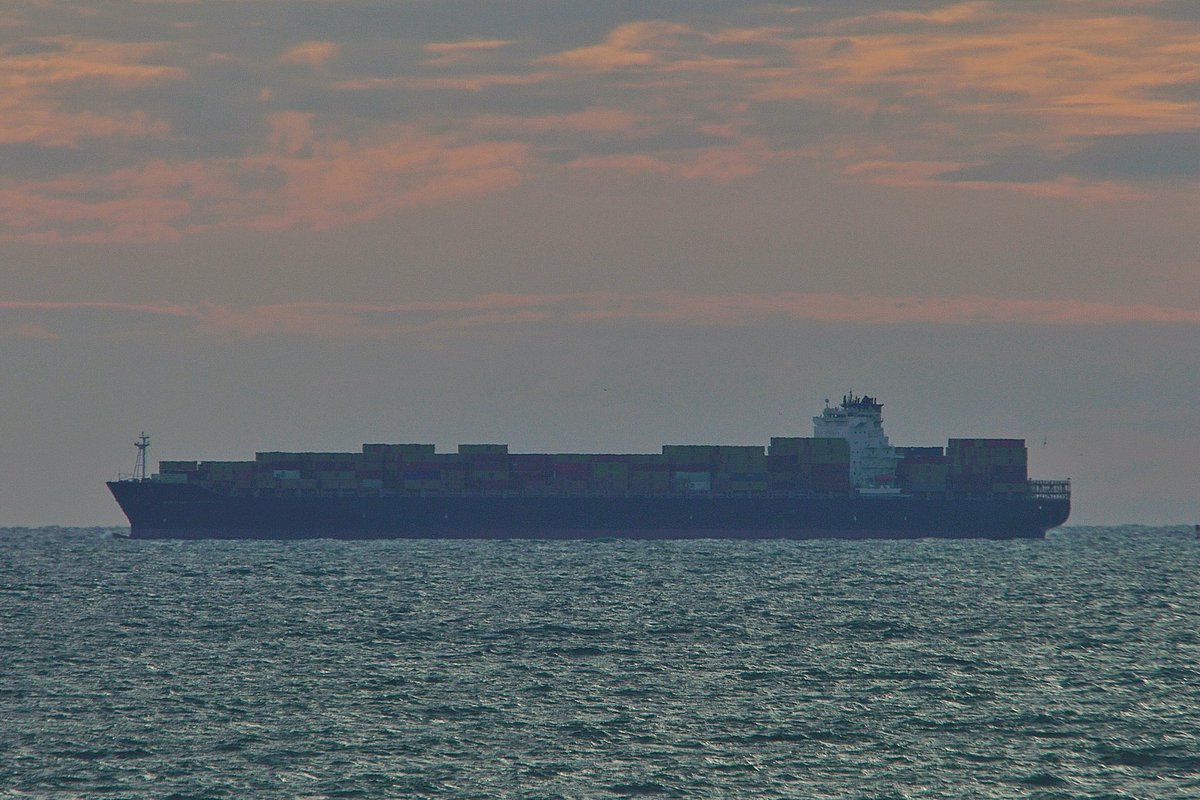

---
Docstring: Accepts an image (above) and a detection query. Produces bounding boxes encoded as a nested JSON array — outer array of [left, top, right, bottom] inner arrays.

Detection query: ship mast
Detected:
[[133, 432, 150, 481]]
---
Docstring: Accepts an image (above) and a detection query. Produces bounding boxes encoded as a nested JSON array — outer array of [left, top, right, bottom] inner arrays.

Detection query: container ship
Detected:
[[107, 394, 1070, 540]]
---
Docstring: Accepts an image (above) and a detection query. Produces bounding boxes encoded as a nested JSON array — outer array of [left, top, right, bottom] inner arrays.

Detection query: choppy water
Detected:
[[2, 526, 1199, 799]]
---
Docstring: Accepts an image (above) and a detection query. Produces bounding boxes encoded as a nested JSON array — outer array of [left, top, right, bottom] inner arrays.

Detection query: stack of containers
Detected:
[[396, 446, 444, 493], [193, 461, 255, 492], [714, 446, 767, 493], [460, 444, 510, 492], [318, 453, 347, 492], [298, 452, 356, 492], [551, 454, 590, 493], [207, 461, 258, 491], [255, 452, 294, 490], [663, 445, 716, 493], [262, 451, 317, 491], [355, 448, 384, 491], [400, 457, 443, 492], [362, 443, 437, 491], [946, 439, 1028, 495], [629, 453, 670, 494], [767, 438, 851, 493], [588, 455, 632, 494], [417, 453, 463, 491], [510, 453, 553, 491], [157, 460, 197, 484], [895, 447, 949, 494]]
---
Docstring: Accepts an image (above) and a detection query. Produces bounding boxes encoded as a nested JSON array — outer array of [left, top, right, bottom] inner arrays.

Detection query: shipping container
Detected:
[[364, 443, 436, 457], [466, 455, 509, 470], [552, 462, 589, 479], [672, 471, 711, 492], [663, 445, 719, 463], [949, 474, 991, 494], [631, 471, 671, 493], [768, 437, 850, 464], [458, 444, 509, 455], [897, 446, 945, 459], [511, 454, 553, 471], [404, 479, 445, 491], [589, 476, 630, 493], [948, 438, 1024, 448], [768, 473, 805, 491], [589, 453, 635, 463], [897, 458, 949, 494]]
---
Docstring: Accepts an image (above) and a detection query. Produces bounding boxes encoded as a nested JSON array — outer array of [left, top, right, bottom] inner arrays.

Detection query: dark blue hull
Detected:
[[107, 481, 1070, 541]]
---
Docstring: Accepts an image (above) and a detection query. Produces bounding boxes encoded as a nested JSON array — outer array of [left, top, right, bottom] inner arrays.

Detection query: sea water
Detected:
[[2, 526, 1198, 799]]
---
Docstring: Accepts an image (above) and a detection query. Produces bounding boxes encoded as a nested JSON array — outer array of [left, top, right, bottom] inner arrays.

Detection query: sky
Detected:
[[1, 0, 1198, 526]]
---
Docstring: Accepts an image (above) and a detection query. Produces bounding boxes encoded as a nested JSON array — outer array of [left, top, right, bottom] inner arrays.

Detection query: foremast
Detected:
[[133, 432, 150, 481]]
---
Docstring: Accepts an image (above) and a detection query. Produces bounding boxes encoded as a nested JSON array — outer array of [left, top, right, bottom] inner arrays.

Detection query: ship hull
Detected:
[[108, 481, 1069, 541]]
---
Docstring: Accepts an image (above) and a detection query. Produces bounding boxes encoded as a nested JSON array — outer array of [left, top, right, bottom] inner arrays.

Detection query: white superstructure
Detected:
[[813, 394, 898, 490]]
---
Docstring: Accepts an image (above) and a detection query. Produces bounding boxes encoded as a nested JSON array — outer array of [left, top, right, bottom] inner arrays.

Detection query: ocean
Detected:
[[2, 526, 1198, 799]]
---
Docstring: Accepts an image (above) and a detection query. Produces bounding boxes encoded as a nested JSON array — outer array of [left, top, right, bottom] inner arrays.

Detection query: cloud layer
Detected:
[[5, 292, 1199, 340], [1, 1, 1197, 242]]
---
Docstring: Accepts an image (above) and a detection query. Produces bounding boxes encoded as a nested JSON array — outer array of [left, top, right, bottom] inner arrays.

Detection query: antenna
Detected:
[[133, 432, 150, 481]]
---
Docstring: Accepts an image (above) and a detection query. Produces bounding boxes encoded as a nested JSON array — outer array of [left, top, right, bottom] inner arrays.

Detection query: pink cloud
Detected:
[[0, 300, 200, 317], [841, 160, 1150, 202], [473, 108, 642, 135], [567, 137, 779, 183], [4, 292, 1199, 341], [422, 39, 515, 67], [0, 126, 533, 242], [2, 37, 187, 89], [822, 2, 996, 31], [1, 322, 61, 340], [4, 5, 1198, 242], [0, 37, 182, 148], [279, 41, 340, 67], [335, 71, 552, 93], [531, 6, 1200, 196], [541, 21, 694, 70], [0, 160, 201, 243], [797, 8, 1200, 140]]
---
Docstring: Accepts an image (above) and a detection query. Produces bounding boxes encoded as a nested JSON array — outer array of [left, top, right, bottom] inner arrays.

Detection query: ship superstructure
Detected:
[[814, 394, 898, 490]]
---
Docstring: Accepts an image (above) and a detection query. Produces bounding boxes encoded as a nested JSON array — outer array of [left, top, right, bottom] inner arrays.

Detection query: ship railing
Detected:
[[1028, 479, 1071, 500], [114, 473, 153, 483]]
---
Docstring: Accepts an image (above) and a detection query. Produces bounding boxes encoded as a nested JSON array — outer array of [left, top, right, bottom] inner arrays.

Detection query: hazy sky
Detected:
[[2, 1, 1198, 526]]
